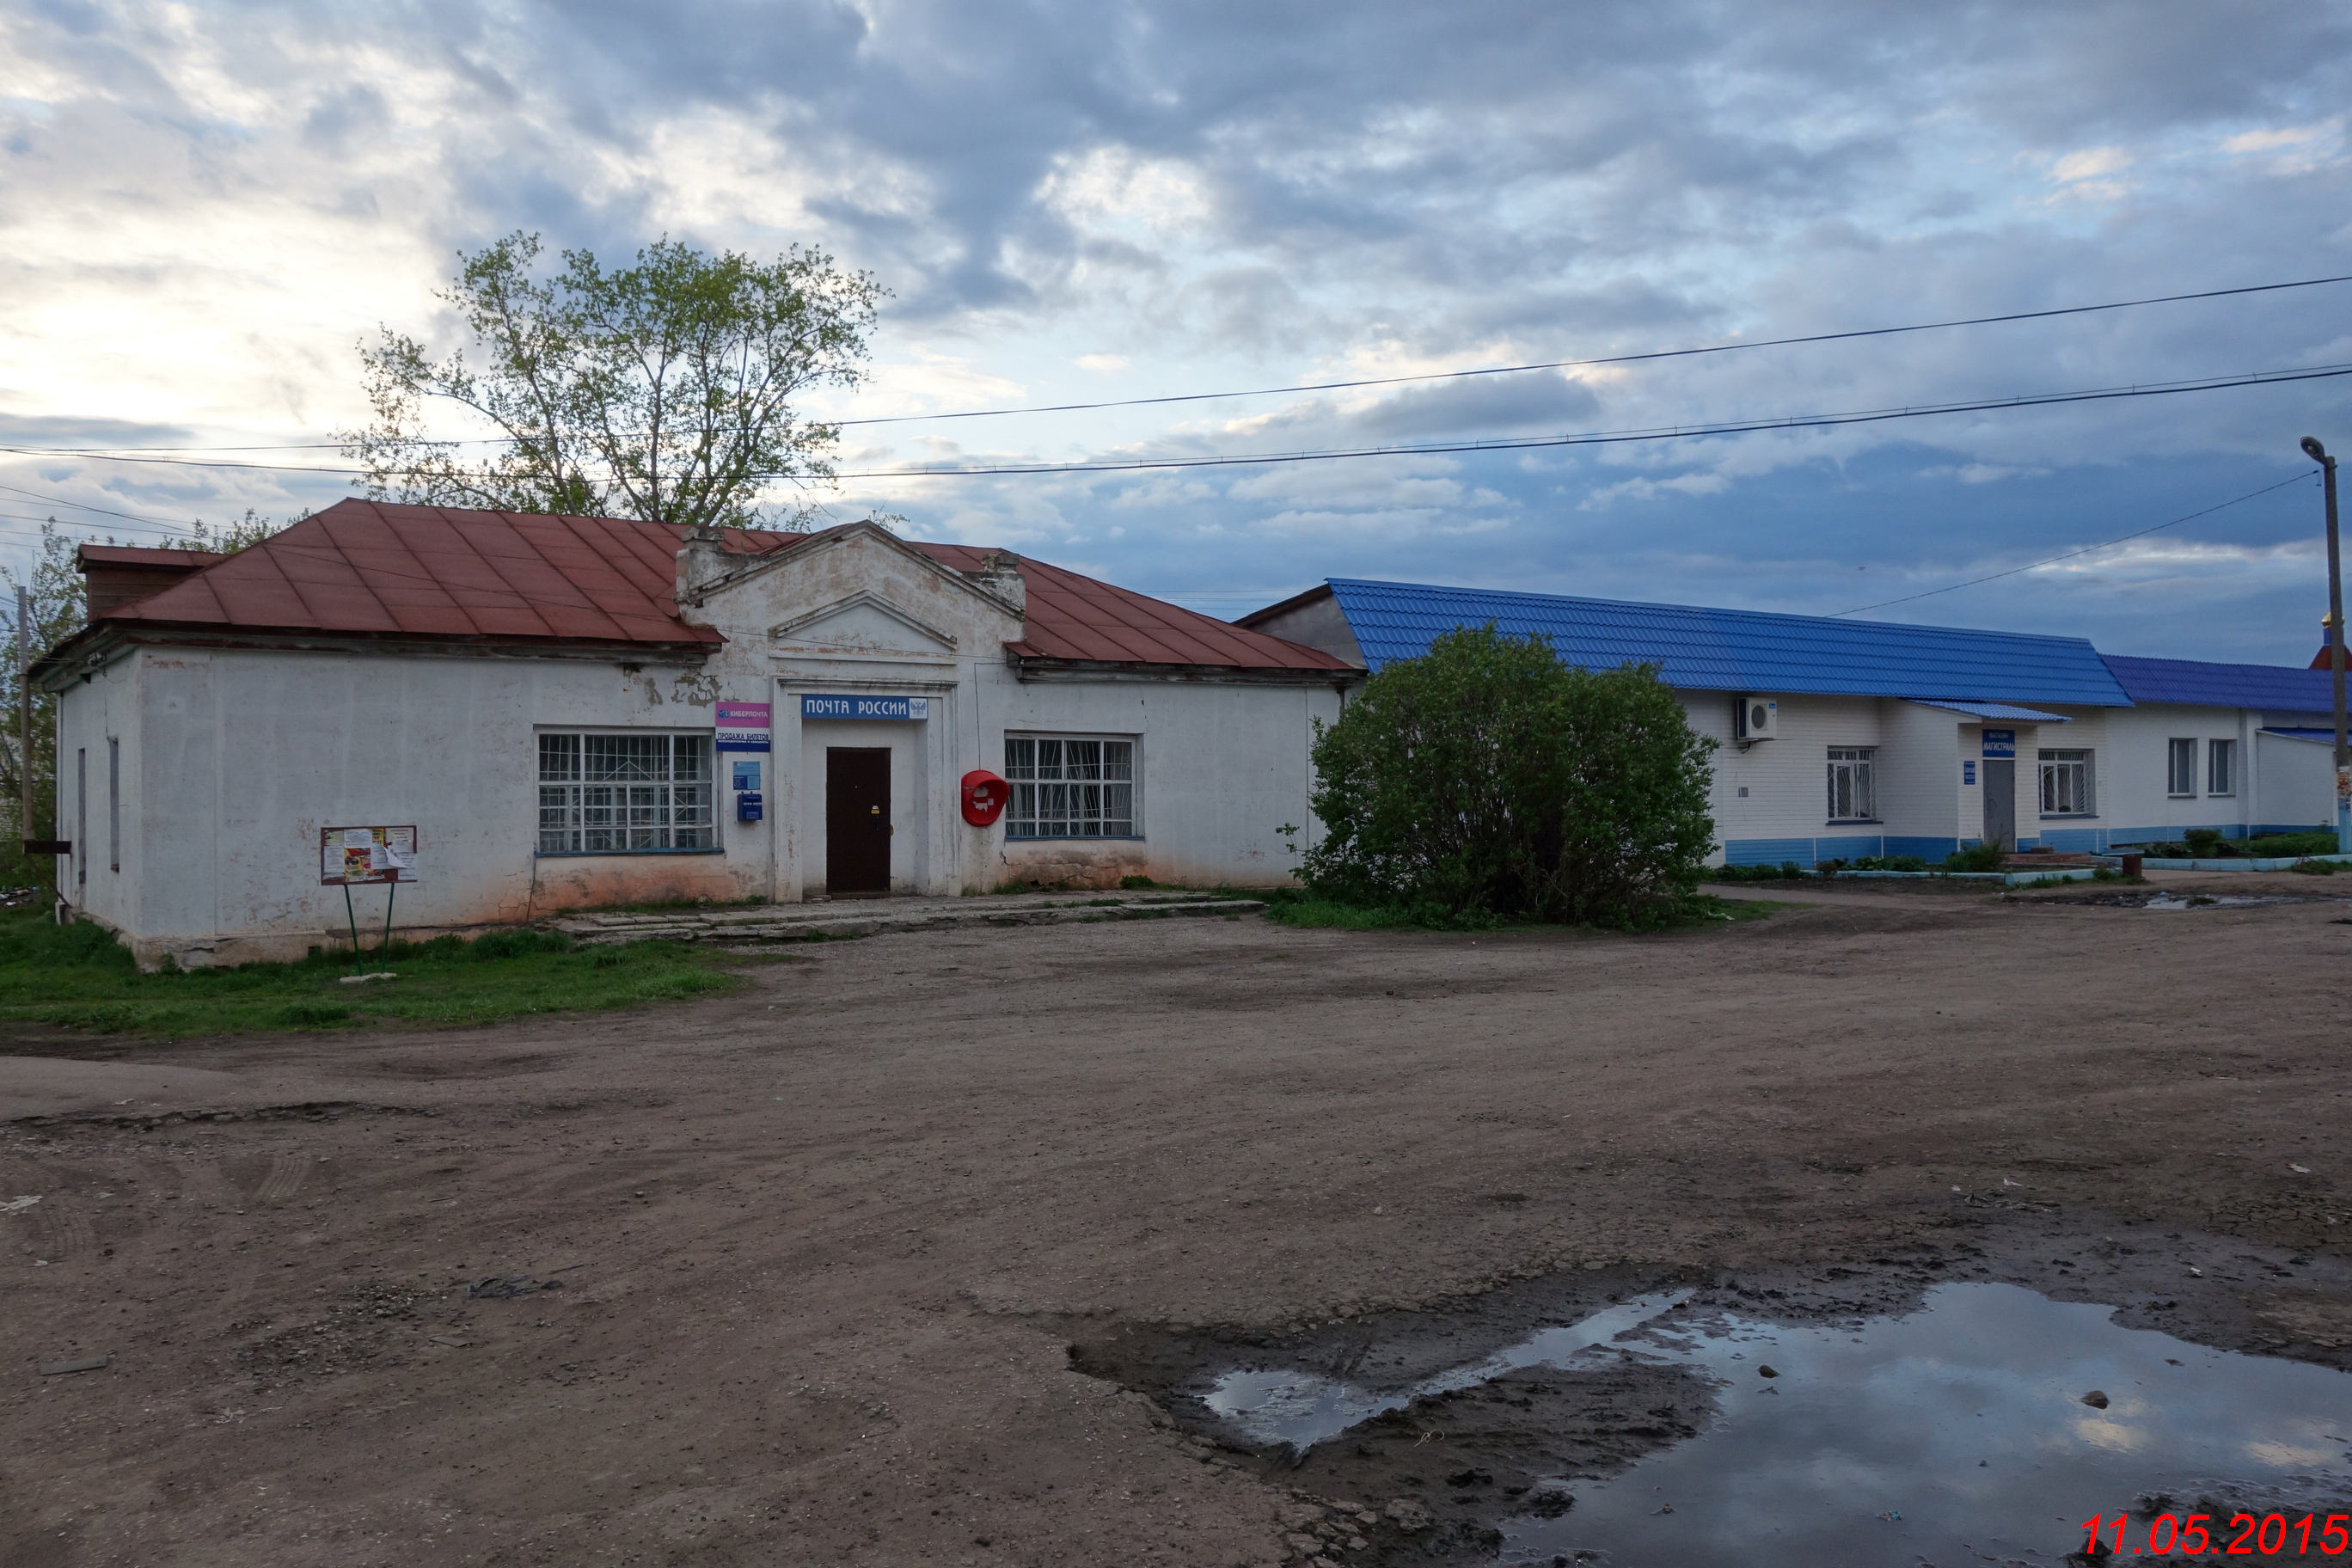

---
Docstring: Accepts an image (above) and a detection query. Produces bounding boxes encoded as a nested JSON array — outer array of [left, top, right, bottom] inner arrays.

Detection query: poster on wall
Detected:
[[319, 825, 419, 885], [716, 701, 772, 752]]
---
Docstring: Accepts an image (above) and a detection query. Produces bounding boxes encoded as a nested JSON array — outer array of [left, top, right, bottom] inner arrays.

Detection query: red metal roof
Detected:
[[91, 499, 1351, 673], [905, 542, 1353, 671], [76, 545, 229, 568]]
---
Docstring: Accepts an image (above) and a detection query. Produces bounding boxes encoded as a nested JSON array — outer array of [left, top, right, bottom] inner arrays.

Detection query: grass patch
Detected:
[[0, 910, 744, 1037], [2139, 829, 2342, 860]]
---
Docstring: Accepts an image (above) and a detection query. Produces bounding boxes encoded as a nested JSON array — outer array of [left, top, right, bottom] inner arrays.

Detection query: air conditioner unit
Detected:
[[1735, 695, 1779, 744]]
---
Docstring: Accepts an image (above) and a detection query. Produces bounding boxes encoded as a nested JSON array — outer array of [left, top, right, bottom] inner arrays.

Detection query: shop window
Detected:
[[2039, 748, 2094, 817], [1004, 737, 1136, 838], [537, 732, 714, 854], [2165, 738, 2196, 797], [1825, 746, 1875, 822], [2207, 738, 2236, 797]]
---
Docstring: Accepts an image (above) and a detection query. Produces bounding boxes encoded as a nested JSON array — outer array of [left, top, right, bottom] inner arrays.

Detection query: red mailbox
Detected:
[[960, 769, 1009, 827]]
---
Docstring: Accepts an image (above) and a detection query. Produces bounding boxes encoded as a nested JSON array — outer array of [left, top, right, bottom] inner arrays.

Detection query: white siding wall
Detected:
[[1875, 701, 1961, 851], [2092, 703, 2257, 840], [2255, 730, 2335, 831]]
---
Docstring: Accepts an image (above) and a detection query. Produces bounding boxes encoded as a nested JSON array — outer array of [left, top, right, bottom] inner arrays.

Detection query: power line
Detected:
[[830, 272, 2352, 427], [11, 360, 2352, 485], [1828, 472, 2317, 618], [829, 362, 2352, 480], [8, 270, 2351, 457], [0, 483, 204, 530]]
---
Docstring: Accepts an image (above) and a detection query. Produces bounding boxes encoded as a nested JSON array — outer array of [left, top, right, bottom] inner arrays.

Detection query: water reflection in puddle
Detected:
[[1204, 1283, 2352, 1568], [1204, 1292, 1690, 1451]]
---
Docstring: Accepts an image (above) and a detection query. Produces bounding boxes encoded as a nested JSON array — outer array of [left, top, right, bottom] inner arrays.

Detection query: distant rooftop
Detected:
[[2101, 653, 2339, 714], [1297, 579, 2134, 706]]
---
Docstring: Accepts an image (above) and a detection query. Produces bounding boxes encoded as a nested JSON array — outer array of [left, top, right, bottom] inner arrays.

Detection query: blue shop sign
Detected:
[[1981, 728, 2015, 758], [802, 693, 930, 721]]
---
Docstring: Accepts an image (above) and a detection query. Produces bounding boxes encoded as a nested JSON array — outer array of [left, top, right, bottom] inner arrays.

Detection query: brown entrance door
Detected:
[[825, 748, 892, 895]]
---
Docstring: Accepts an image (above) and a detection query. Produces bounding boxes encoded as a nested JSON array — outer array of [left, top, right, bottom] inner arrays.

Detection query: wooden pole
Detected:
[[15, 585, 32, 896]]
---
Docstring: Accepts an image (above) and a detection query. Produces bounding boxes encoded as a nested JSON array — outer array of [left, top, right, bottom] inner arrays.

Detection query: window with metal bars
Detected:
[[1003, 737, 1136, 838], [537, 732, 715, 854], [1825, 746, 1875, 822], [2039, 748, 2093, 816]]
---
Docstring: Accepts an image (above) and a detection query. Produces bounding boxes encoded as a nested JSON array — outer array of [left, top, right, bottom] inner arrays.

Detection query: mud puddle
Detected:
[[2043, 890, 2344, 910], [1074, 1220, 2352, 1566], [1496, 1282, 2352, 1566]]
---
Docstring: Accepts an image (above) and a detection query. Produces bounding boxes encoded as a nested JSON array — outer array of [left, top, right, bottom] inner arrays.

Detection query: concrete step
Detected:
[[549, 897, 1266, 946]]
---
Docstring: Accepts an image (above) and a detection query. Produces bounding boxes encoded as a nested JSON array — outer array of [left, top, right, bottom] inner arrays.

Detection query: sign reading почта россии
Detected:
[[801, 694, 930, 721]]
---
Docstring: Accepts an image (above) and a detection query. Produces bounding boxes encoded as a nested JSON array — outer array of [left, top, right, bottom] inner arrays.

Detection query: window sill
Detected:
[[2038, 815, 2098, 822], [536, 846, 726, 858], [1823, 818, 1883, 827], [1004, 834, 1145, 842], [2165, 793, 2196, 800]]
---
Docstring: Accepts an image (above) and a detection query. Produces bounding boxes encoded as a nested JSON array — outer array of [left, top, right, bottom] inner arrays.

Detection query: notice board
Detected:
[[320, 825, 420, 885]]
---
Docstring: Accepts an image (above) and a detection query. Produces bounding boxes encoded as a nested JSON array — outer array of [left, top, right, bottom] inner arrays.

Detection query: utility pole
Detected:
[[2302, 437, 2350, 854], [14, 585, 29, 880]]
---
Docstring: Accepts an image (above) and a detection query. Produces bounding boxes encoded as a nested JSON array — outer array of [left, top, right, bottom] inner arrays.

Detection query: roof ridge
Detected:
[[1327, 576, 2104, 649]]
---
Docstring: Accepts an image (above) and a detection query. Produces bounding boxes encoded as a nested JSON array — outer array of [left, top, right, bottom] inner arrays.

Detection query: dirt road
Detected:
[[3, 887, 2348, 1566]]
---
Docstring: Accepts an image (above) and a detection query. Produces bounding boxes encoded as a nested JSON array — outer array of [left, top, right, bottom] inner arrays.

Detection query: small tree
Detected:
[[1302, 625, 1718, 927], [344, 232, 884, 530], [0, 522, 89, 887]]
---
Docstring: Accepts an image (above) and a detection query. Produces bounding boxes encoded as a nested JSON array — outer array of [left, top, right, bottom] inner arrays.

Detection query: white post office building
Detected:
[[44, 502, 1353, 968]]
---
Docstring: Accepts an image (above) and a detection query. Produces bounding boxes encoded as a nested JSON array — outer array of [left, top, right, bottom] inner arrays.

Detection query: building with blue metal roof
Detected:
[[1242, 580, 2338, 865]]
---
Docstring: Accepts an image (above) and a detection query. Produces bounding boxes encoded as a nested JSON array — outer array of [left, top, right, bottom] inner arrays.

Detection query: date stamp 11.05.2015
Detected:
[[2079, 1510, 2349, 1558]]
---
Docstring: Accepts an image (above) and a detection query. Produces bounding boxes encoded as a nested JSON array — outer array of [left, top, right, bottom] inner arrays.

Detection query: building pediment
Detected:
[[770, 591, 959, 657]]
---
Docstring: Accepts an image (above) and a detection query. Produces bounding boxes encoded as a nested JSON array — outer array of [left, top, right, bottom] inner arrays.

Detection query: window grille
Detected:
[[1825, 746, 1875, 821], [537, 732, 714, 854], [2207, 738, 2236, 797], [2039, 748, 2093, 816], [2165, 738, 2197, 797], [1003, 737, 1136, 838]]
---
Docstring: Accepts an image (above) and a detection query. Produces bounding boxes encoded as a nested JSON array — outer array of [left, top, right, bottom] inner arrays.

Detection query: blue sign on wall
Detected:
[[1963, 760, 1976, 785], [731, 759, 762, 792], [801, 694, 930, 721], [1981, 728, 2016, 758]]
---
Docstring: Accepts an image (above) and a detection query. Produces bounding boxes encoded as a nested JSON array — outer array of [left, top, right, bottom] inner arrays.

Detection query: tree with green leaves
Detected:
[[1302, 624, 1718, 928], [0, 508, 297, 887], [0, 522, 89, 887], [343, 232, 885, 530]]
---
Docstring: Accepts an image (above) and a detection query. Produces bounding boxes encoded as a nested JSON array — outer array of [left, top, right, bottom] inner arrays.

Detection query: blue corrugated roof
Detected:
[[2104, 653, 2342, 713], [1323, 579, 2135, 705], [2263, 726, 2343, 742]]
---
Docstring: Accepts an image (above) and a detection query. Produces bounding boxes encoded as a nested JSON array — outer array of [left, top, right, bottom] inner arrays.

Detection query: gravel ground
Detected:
[[2, 886, 2347, 1566]]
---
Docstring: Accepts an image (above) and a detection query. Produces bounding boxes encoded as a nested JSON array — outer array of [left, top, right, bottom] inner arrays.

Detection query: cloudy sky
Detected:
[[5, 0, 2351, 659]]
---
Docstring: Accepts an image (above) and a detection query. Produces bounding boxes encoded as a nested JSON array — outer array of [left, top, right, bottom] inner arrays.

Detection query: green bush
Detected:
[[1302, 626, 1718, 928], [1944, 842, 2006, 873], [1118, 874, 1157, 890], [2183, 827, 2226, 858], [2249, 830, 2340, 857]]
